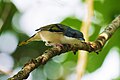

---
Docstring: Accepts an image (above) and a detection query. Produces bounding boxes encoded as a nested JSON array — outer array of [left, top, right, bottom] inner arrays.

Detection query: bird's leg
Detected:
[[45, 41, 64, 49], [53, 43, 64, 49], [72, 44, 78, 55], [72, 50, 77, 55], [45, 41, 52, 46]]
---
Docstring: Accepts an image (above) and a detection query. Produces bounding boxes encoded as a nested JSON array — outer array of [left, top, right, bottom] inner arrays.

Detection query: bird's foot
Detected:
[[45, 41, 52, 46], [45, 42, 64, 49], [72, 50, 77, 55], [54, 43, 64, 48]]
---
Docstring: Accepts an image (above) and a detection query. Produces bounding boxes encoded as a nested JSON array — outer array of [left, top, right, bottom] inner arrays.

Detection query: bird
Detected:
[[18, 24, 85, 47]]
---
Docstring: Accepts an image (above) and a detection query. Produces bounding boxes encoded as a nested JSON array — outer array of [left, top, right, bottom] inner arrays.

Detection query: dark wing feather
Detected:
[[35, 24, 66, 32], [48, 24, 64, 32]]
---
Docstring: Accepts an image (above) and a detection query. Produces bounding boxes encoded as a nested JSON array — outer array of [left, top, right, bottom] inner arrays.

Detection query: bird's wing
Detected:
[[35, 24, 65, 32], [18, 32, 41, 46]]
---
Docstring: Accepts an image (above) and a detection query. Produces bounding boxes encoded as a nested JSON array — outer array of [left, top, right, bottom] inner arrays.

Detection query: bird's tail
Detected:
[[18, 32, 41, 46]]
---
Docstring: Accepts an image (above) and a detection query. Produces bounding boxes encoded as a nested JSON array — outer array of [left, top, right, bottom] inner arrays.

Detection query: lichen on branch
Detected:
[[8, 15, 120, 80]]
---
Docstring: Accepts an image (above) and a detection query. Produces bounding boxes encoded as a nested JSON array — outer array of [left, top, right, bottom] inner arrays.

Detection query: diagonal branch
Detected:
[[8, 15, 120, 80]]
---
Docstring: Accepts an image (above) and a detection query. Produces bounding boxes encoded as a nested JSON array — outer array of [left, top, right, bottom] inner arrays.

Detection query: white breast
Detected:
[[39, 31, 82, 45], [40, 31, 63, 43], [61, 36, 82, 44]]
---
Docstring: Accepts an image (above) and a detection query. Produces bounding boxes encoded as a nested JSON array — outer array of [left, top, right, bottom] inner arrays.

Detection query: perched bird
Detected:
[[18, 24, 85, 47]]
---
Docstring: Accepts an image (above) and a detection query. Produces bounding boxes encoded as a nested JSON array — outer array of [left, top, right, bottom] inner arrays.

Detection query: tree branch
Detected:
[[8, 15, 120, 80]]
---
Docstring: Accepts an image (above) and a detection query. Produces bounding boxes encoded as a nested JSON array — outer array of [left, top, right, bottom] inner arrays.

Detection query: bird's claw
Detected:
[[73, 50, 77, 55]]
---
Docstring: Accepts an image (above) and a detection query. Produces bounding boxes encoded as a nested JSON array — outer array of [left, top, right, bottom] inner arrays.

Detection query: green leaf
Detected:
[[94, 0, 120, 23], [61, 17, 82, 30], [0, 2, 17, 35]]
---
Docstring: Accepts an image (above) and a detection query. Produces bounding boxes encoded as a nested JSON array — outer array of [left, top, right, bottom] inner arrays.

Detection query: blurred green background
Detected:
[[0, 0, 120, 80]]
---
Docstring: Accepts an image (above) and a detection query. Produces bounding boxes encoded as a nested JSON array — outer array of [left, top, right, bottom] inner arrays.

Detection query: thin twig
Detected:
[[8, 15, 120, 80], [77, 0, 94, 79]]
